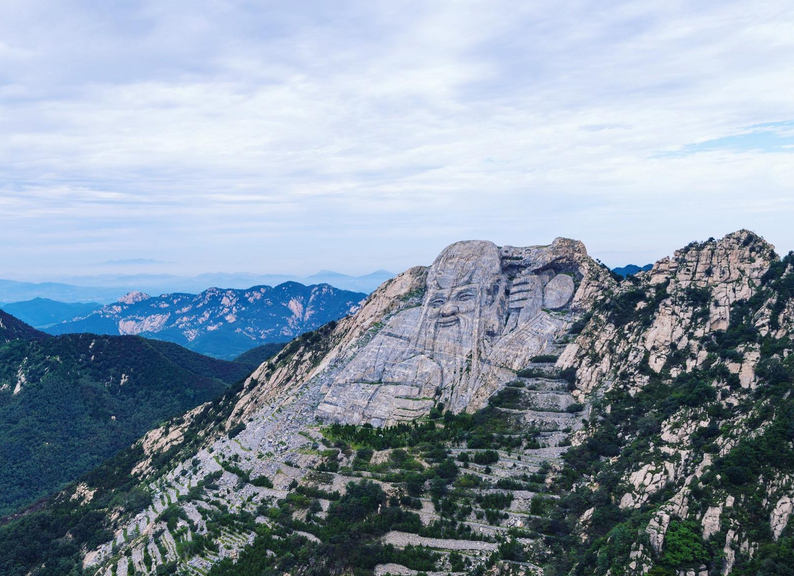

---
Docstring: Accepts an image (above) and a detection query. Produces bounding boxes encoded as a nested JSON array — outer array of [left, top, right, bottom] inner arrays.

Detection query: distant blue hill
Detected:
[[0, 279, 126, 304], [611, 264, 653, 277], [1, 298, 102, 329]]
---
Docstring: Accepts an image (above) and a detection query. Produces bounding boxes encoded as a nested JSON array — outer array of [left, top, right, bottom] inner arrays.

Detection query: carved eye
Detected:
[[430, 297, 446, 307], [457, 291, 475, 302]]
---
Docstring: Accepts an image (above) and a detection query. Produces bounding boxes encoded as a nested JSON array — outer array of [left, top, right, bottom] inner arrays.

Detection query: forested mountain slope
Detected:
[[0, 309, 47, 342], [0, 326, 255, 516]]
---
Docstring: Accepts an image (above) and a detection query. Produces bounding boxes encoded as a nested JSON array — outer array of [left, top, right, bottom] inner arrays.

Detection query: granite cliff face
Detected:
[[316, 238, 601, 425], [61, 237, 610, 575]]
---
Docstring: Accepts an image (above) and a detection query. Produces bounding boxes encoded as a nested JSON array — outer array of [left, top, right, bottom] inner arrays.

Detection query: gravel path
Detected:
[[381, 531, 499, 552]]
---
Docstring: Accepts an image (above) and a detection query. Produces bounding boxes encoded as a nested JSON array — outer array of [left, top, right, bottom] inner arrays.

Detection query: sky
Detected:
[[1, 0, 793, 280]]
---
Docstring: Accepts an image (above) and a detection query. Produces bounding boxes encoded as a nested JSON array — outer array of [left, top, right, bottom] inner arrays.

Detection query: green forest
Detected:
[[0, 332, 255, 515]]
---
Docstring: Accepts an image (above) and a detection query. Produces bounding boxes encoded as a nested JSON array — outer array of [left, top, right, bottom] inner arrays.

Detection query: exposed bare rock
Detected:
[[722, 529, 737, 575], [228, 266, 427, 423], [381, 530, 499, 551], [702, 505, 722, 540], [771, 495, 793, 540], [317, 238, 608, 425]]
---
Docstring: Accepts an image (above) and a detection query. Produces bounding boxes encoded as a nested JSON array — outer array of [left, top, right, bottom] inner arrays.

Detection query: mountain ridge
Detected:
[[3, 229, 794, 576], [0, 271, 394, 304], [612, 263, 653, 277], [46, 282, 365, 359], [0, 309, 48, 342], [0, 298, 102, 329]]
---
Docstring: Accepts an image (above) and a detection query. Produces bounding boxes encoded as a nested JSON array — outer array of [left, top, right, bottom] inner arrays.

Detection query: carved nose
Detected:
[[441, 305, 458, 317]]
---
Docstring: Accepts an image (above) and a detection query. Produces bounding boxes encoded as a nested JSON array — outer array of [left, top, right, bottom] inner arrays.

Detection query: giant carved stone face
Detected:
[[316, 238, 582, 425], [412, 240, 504, 357], [426, 284, 478, 329]]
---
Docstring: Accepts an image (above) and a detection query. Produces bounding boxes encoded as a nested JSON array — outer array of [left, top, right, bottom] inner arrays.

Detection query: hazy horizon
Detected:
[[0, 227, 790, 284], [0, 226, 787, 289]]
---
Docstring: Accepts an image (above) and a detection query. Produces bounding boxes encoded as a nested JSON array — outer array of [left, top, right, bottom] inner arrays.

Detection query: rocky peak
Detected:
[[650, 229, 776, 288], [118, 291, 152, 305], [560, 229, 784, 395]]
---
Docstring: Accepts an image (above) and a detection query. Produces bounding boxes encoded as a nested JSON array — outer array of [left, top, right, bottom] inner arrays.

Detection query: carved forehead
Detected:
[[427, 241, 502, 289], [428, 284, 478, 298]]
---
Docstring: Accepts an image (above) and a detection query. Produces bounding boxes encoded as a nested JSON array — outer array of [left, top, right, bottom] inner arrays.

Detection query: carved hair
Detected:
[[426, 241, 502, 290]]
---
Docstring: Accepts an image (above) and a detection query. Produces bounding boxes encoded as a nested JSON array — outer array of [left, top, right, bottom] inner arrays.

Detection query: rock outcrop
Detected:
[[554, 230, 794, 575], [316, 238, 606, 425]]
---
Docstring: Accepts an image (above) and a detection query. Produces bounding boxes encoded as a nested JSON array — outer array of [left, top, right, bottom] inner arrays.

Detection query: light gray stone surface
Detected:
[[317, 238, 594, 425]]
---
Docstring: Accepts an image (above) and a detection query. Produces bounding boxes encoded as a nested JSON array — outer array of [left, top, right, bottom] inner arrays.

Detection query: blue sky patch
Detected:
[[662, 121, 794, 157]]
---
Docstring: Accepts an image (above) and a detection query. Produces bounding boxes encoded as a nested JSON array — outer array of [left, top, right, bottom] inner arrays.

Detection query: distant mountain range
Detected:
[[0, 279, 124, 304], [46, 282, 366, 359], [0, 269, 393, 304], [611, 263, 652, 277]]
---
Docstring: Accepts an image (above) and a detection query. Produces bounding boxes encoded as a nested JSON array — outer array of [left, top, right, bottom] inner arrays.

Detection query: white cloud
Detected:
[[0, 0, 793, 278]]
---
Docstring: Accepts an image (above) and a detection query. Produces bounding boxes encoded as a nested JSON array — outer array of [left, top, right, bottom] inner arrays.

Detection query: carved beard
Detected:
[[408, 286, 484, 397], [415, 240, 506, 401]]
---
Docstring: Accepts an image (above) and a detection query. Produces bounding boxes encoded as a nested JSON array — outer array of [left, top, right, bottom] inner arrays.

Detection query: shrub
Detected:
[[517, 368, 544, 378], [472, 450, 499, 465], [498, 538, 525, 562], [478, 492, 513, 510], [724, 465, 753, 486], [605, 289, 646, 327], [227, 423, 246, 439], [531, 354, 559, 363], [436, 458, 459, 482], [530, 496, 547, 516], [356, 447, 374, 462], [660, 520, 710, 567], [560, 367, 578, 385], [250, 476, 273, 488]]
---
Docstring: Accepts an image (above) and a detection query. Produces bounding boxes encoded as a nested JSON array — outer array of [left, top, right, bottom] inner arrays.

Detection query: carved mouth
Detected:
[[437, 316, 460, 327]]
